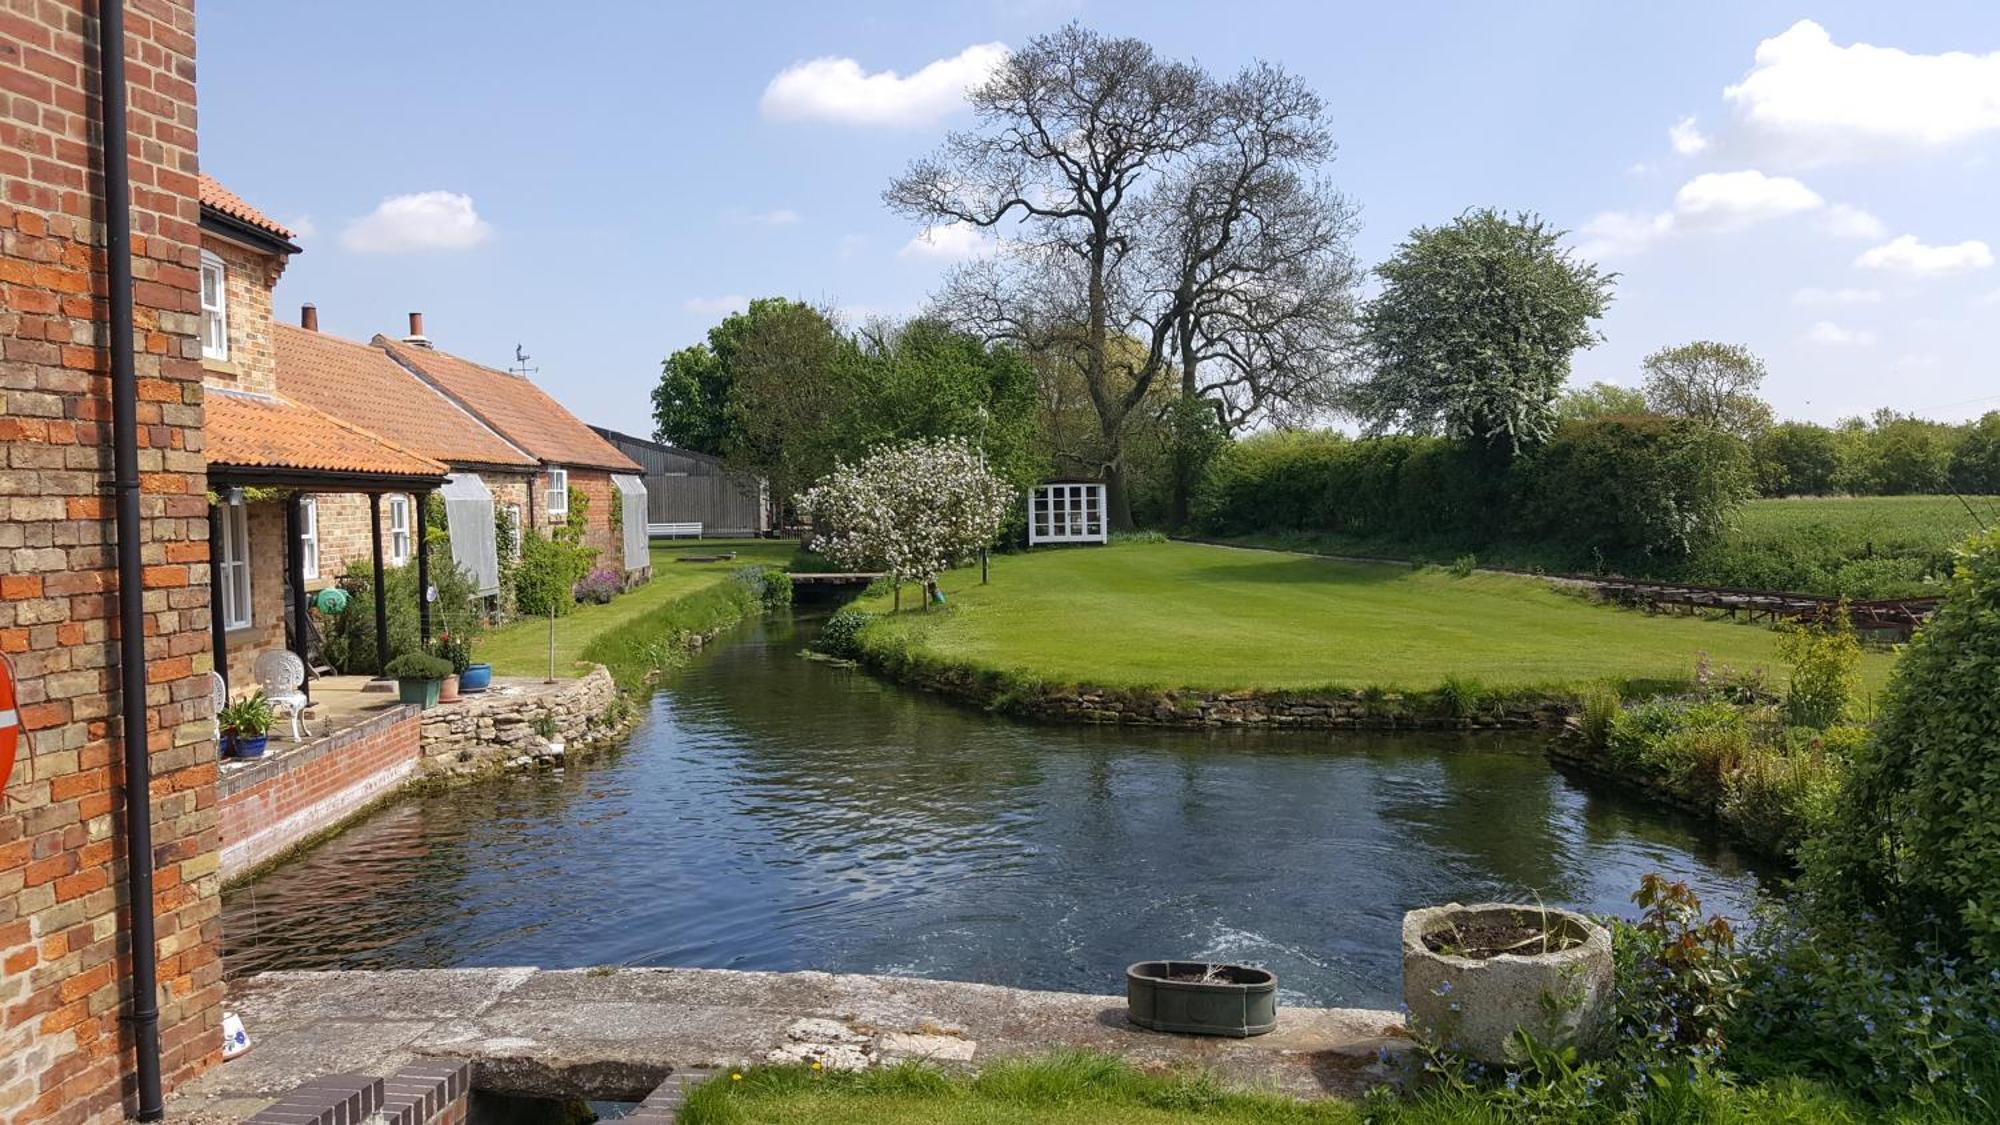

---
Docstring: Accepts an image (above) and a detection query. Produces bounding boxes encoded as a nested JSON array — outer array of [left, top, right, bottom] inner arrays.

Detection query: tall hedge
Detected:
[[1805, 529, 2000, 960], [1193, 431, 1504, 543], [1512, 416, 1752, 558]]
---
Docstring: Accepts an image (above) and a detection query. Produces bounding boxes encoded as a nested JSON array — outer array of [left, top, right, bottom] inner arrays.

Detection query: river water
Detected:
[[221, 615, 1764, 1009]]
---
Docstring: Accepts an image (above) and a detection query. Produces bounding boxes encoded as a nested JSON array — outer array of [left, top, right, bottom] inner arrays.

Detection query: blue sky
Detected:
[[199, 2, 2000, 432]]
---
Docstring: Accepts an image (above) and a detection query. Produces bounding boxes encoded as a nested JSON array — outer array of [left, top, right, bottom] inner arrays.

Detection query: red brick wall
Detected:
[[563, 470, 619, 567], [0, 3, 221, 1122], [216, 709, 420, 878]]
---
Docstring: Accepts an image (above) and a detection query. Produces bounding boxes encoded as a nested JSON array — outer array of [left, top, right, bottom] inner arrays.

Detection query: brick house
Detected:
[[193, 179, 448, 689], [0, 3, 224, 1119], [375, 327, 650, 580], [273, 314, 541, 604]]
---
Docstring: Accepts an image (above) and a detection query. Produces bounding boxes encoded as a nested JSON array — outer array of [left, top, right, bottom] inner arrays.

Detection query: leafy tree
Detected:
[[1351, 209, 1614, 452], [1557, 381, 1647, 421], [1640, 341, 1774, 440], [1753, 422, 1840, 497], [1514, 415, 1752, 558], [1806, 529, 2000, 960], [796, 437, 1016, 604], [1948, 411, 2000, 494], [852, 318, 1046, 496], [652, 298, 822, 456], [725, 300, 863, 516], [891, 25, 1355, 529]]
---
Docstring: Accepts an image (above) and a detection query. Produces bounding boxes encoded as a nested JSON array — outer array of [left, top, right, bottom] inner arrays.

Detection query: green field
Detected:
[[480, 539, 797, 678], [856, 540, 1895, 696], [1684, 495, 1997, 597]]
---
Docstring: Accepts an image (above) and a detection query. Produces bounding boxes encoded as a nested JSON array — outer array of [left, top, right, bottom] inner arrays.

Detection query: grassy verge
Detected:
[[678, 1050, 1928, 1125], [851, 541, 1895, 701], [480, 539, 797, 680], [1218, 495, 1997, 600]]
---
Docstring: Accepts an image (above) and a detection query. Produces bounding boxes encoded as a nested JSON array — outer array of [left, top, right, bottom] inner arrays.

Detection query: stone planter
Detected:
[[1126, 961, 1278, 1038], [1401, 903, 1613, 1064]]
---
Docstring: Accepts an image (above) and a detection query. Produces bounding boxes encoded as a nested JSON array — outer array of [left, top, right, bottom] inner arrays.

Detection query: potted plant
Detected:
[[457, 629, 492, 695], [217, 692, 276, 759], [433, 632, 472, 703], [1401, 902, 1613, 1064], [1125, 961, 1278, 1038], [384, 652, 453, 710]]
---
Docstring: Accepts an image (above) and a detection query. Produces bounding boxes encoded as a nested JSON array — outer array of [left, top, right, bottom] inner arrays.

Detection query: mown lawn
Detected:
[[480, 539, 797, 678], [856, 541, 1896, 696]]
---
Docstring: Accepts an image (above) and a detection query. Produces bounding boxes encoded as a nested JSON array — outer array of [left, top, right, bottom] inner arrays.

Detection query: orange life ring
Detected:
[[0, 654, 19, 794]]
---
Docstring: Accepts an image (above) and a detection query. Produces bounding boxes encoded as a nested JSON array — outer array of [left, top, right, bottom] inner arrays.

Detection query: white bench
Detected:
[[648, 522, 703, 539]]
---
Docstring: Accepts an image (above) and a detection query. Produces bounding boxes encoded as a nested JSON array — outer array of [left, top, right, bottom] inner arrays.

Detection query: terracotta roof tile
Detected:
[[377, 339, 642, 474], [206, 387, 447, 480], [197, 174, 294, 241], [274, 324, 537, 470]]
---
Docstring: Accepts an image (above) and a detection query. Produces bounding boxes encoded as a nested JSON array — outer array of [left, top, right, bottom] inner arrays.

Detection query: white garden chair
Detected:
[[253, 650, 311, 741], [209, 670, 225, 743]]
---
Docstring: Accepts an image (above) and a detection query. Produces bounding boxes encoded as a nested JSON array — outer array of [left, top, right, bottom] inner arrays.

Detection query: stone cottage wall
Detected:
[[418, 668, 622, 776], [0, 2, 224, 1119]]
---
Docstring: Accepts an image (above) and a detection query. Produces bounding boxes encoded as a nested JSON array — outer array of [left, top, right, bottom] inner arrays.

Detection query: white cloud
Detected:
[[286, 215, 318, 239], [1893, 352, 1942, 373], [1793, 286, 1883, 306], [341, 192, 492, 253], [838, 233, 870, 260], [1723, 20, 2000, 163], [1671, 170, 1823, 230], [1976, 288, 2000, 307], [1576, 209, 1675, 259], [745, 208, 801, 227], [898, 221, 998, 262], [682, 295, 750, 316], [1668, 116, 1710, 156], [1819, 203, 1885, 240], [1804, 320, 1878, 347], [1854, 235, 1995, 276], [761, 42, 1008, 127]]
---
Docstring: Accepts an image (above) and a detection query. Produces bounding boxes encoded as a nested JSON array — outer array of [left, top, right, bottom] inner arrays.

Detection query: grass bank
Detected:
[[480, 539, 797, 683], [852, 541, 1894, 705], [1222, 495, 1997, 600], [679, 1051, 1937, 1125]]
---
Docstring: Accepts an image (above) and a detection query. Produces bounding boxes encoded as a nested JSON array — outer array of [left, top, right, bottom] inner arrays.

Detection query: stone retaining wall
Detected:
[[418, 668, 625, 777], [868, 659, 1571, 731]]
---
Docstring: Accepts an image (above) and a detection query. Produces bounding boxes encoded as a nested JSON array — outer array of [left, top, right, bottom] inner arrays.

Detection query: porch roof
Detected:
[[205, 385, 448, 491]]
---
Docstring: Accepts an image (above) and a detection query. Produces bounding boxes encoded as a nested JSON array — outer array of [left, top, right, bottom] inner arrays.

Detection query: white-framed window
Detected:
[[199, 250, 229, 361], [216, 501, 252, 630], [504, 503, 523, 557], [545, 468, 569, 519], [1028, 482, 1108, 545], [299, 496, 319, 581], [387, 495, 410, 566]]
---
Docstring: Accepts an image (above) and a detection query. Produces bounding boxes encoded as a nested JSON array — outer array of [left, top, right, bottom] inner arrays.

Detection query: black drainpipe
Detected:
[[97, 0, 166, 1117]]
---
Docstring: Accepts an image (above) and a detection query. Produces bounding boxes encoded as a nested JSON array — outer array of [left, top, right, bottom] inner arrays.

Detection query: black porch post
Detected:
[[416, 491, 433, 646], [284, 494, 311, 704], [208, 503, 228, 693], [370, 492, 390, 674]]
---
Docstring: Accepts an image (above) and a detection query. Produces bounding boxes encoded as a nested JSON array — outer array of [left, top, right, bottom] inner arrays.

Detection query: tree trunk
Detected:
[[1170, 319, 1200, 529]]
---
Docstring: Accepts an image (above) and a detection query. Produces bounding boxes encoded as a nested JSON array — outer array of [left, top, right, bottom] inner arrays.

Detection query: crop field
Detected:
[[1680, 495, 1999, 598]]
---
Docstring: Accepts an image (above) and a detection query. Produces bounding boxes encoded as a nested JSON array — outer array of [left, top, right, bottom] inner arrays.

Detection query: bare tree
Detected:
[[890, 25, 1353, 529]]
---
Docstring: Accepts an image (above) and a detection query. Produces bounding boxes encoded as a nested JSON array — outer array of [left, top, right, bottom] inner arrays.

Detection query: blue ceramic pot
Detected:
[[459, 663, 493, 693], [230, 733, 269, 759]]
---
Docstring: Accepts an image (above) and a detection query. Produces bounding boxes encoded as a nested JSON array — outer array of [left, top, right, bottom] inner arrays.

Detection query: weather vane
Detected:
[[509, 344, 538, 379]]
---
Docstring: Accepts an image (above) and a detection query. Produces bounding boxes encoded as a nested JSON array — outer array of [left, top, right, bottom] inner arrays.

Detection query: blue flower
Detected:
[[1433, 980, 1454, 996]]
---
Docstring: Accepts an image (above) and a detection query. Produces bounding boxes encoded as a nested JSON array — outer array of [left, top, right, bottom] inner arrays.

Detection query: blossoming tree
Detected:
[[796, 436, 1015, 607]]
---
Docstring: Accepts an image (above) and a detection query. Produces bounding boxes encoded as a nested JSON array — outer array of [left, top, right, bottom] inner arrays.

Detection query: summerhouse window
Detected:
[[199, 250, 229, 361], [216, 501, 252, 630], [1028, 482, 1108, 545]]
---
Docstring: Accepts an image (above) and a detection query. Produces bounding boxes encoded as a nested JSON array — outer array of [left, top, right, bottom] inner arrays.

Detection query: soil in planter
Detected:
[[1423, 916, 1585, 960], [1159, 964, 1268, 985]]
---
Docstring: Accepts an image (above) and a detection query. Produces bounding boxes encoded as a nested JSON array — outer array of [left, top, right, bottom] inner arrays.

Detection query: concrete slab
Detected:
[[166, 966, 1409, 1118]]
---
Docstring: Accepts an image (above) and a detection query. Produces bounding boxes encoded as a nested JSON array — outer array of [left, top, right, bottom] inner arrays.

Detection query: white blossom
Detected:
[[795, 437, 1015, 589]]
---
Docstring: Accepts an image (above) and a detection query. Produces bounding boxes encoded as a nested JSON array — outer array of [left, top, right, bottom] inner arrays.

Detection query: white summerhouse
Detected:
[[1028, 480, 1108, 546]]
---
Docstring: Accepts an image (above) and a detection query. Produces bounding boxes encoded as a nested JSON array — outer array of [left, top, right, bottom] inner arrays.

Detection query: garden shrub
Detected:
[[731, 565, 793, 610], [321, 556, 481, 676], [1513, 416, 1753, 559], [1776, 608, 1861, 729], [515, 528, 596, 618], [383, 652, 451, 680], [1807, 529, 2000, 962], [574, 565, 624, 605], [817, 607, 873, 659]]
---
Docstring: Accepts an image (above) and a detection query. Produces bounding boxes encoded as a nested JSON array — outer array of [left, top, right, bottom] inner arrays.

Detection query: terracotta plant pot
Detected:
[[438, 674, 460, 703], [1401, 902, 1613, 1064]]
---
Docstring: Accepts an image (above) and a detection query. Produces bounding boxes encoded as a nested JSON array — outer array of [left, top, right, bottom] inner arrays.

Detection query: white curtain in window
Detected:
[[440, 473, 500, 596], [299, 497, 319, 580], [612, 474, 649, 571], [217, 502, 252, 629]]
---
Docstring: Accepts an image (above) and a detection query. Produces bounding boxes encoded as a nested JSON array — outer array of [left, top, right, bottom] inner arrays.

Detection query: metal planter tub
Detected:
[[1126, 961, 1278, 1038]]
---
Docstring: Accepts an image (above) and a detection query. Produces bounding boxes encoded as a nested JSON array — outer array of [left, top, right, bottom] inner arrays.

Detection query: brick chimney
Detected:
[[300, 303, 318, 331], [403, 311, 432, 348]]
